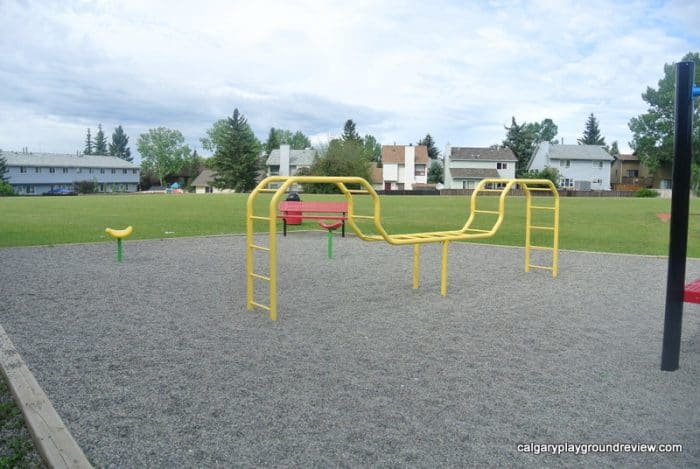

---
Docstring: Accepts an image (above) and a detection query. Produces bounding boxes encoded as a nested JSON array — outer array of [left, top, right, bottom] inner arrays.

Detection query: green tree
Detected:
[[503, 117, 559, 175], [94, 123, 108, 154], [289, 131, 311, 149], [137, 127, 191, 187], [521, 166, 561, 187], [202, 109, 261, 192], [84, 128, 93, 155], [629, 52, 700, 179], [303, 138, 371, 193], [418, 134, 440, 159], [342, 119, 361, 143], [264, 127, 281, 156], [109, 125, 132, 161], [606, 141, 620, 157], [578, 113, 606, 145], [362, 134, 381, 161], [427, 160, 443, 184], [264, 128, 311, 155], [0, 149, 8, 182]]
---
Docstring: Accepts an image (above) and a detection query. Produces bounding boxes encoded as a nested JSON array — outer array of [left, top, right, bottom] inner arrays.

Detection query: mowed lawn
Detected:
[[1, 193, 698, 257]]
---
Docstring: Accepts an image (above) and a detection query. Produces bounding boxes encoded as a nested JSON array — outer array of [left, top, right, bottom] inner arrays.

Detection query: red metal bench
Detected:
[[684, 278, 700, 303], [278, 201, 348, 237]]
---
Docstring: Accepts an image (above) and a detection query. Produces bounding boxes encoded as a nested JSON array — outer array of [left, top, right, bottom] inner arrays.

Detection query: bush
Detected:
[[73, 180, 97, 194], [0, 181, 16, 196], [634, 188, 659, 198]]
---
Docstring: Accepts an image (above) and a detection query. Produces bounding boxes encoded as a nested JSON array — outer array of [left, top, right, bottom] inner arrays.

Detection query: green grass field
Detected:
[[1, 193, 698, 257]]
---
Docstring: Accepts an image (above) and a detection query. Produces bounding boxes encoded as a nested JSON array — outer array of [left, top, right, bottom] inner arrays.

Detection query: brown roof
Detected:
[[616, 153, 638, 161], [369, 163, 383, 184], [450, 147, 517, 161], [381, 145, 430, 164], [449, 168, 501, 179]]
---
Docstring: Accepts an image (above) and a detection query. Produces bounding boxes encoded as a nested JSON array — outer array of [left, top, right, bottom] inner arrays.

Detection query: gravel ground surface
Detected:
[[0, 233, 698, 467]]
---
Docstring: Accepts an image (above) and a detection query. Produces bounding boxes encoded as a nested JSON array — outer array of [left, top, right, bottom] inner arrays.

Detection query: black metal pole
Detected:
[[661, 61, 695, 371]]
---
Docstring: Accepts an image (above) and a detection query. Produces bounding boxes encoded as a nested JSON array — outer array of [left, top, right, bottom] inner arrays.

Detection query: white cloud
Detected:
[[0, 0, 698, 160]]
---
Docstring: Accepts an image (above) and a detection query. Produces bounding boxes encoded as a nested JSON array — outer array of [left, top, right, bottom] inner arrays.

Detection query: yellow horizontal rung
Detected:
[[251, 273, 271, 281], [250, 301, 271, 311], [530, 245, 554, 251], [525, 187, 554, 191], [530, 205, 556, 210], [528, 264, 554, 271], [251, 244, 270, 251], [351, 215, 375, 220], [347, 189, 369, 194], [463, 228, 492, 233], [259, 189, 278, 193], [530, 225, 554, 231], [250, 215, 272, 221], [473, 210, 500, 214]]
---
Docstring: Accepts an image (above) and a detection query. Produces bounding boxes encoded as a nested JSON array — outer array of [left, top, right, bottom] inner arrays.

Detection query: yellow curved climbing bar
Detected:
[[246, 176, 559, 320]]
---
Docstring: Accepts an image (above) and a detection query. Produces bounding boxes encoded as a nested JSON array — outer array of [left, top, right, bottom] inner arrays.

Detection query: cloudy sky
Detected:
[[1, 0, 698, 161]]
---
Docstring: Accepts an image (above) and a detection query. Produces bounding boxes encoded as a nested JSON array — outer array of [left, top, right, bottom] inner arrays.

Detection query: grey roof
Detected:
[[450, 168, 501, 179], [191, 169, 217, 186], [540, 144, 614, 161], [266, 148, 317, 166], [3, 151, 139, 168], [450, 147, 517, 161]]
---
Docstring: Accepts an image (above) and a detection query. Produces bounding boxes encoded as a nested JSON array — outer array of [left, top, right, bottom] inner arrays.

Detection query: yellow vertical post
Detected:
[[552, 193, 560, 278], [245, 192, 255, 311], [413, 244, 420, 289], [441, 240, 449, 296], [524, 186, 532, 273], [268, 190, 279, 321]]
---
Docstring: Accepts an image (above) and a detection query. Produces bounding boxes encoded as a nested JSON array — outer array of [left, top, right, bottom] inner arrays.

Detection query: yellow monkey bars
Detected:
[[246, 176, 559, 320]]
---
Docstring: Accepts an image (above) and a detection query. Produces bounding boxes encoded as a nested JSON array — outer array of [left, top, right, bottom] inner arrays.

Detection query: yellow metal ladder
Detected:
[[523, 184, 560, 277]]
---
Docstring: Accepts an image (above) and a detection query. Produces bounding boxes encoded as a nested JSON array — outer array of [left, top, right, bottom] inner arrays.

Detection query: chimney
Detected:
[[279, 144, 291, 176]]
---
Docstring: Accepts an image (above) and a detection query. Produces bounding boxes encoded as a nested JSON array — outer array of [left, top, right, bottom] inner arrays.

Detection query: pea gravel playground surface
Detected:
[[0, 234, 698, 467]]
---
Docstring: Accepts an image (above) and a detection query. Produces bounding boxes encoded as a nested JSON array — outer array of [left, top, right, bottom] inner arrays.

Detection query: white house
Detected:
[[4, 150, 140, 194], [528, 142, 614, 190], [266, 145, 317, 177], [443, 146, 517, 189], [380, 145, 429, 190]]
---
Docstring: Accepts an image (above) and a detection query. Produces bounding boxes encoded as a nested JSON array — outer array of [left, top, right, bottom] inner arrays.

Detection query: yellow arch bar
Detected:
[[246, 176, 559, 320]]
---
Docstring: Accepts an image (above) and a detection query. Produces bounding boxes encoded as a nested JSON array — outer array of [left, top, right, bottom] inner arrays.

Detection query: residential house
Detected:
[[443, 146, 516, 189], [4, 150, 140, 194], [266, 145, 316, 177], [528, 143, 613, 190], [380, 145, 429, 190], [610, 153, 654, 190], [190, 169, 236, 194]]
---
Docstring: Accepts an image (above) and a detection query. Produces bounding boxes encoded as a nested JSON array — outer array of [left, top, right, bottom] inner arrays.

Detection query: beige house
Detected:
[[190, 169, 235, 194], [380, 145, 429, 190]]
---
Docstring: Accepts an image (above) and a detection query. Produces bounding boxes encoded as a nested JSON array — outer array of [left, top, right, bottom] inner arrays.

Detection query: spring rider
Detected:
[[105, 226, 133, 262]]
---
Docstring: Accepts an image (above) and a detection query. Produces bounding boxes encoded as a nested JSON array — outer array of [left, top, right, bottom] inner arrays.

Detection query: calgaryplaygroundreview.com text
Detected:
[[517, 442, 683, 456]]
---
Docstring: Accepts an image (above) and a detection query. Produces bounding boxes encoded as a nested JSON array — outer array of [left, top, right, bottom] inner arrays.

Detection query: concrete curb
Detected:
[[0, 324, 92, 468]]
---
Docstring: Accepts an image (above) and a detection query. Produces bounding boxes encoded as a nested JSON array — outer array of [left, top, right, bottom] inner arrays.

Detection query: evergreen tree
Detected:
[[342, 119, 361, 143], [503, 117, 559, 175], [0, 149, 8, 182], [109, 125, 132, 161], [84, 128, 93, 155], [202, 109, 261, 192], [289, 131, 311, 150], [362, 134, 381, 161], [264, 127, 281, 156], [427, 160, 443, 184], [94, 123, 108, 154], [607, 141, 620, 157], [418, 134, 440, 159], [578, 113, 606, 145]]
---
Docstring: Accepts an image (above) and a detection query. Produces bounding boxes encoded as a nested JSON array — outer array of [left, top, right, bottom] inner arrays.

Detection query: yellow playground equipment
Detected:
[[246, 176, 559, 320]]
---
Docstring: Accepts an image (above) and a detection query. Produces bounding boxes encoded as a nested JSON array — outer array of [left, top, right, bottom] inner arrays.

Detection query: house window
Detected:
[[660, 179, 672, 189], [77, 168, 82, 174], [132, 169, 137, 174], [35, 167, 41, 173], [62, 168, 69, 174], [123, 169, 127, 174], [415, 164, 426, 176], [563, 178, 573, 187], [497, 162, 508, 169], [560, 160, 570, 168], [20, 166, 27, 173], [111, 169, 116, 174], [88, 168, 93, 174], [49, 167, 56, 173], [626, 169, 639, 178], [205, 186, 213, 193], [593, 160, 603, 168], [100, 168, 105, 174], [98, 184, 104, 192], [26, 185, 35, 194], [269, 165, 280, 176]]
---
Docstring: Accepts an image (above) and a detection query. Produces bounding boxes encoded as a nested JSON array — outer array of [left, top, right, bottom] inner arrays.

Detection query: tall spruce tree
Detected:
[[109, 125, 132, 161], [202, 109, 261, 192], [418, 134, 440, 159], [0, 149, 8, 182], [578, 113, 606, 145], [342, 119, 361, 143], [84, 128, 93, 155], [94, 123, 108, 154]]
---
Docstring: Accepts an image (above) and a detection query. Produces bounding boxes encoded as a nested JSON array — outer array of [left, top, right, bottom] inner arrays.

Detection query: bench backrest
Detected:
[[279, 201, 347, 213]]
